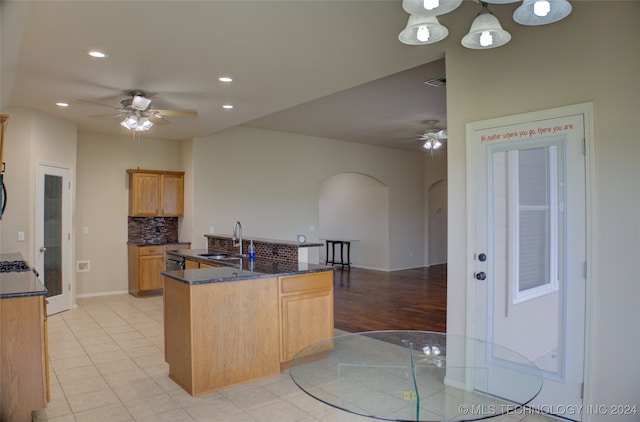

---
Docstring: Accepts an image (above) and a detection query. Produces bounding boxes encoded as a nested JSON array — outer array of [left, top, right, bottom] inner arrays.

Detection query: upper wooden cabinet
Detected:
[[127, 169, 184, 216]]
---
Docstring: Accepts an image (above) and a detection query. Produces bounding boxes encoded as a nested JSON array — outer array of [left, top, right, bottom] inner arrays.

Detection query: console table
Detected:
[[323, 239, 358, 270], [289, 330, 542, 421]]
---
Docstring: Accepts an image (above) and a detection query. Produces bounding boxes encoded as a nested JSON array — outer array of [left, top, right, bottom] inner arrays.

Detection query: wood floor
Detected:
[[332, 264, 447, 333]]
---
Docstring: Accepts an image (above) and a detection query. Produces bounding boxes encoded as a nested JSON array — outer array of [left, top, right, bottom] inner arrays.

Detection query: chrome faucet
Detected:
[[232, 221, 243, 255]]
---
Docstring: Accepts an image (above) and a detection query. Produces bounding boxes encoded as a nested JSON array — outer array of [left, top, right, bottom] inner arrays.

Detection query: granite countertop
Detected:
[[163, 248, 333, 285], [0, 253, 47, 299], [204, 234, 323, 248], [127, 240, 191, 246]]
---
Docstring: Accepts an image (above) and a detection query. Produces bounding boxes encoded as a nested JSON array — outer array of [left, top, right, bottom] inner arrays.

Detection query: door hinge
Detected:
[[581, 382, 584, 399], [583, 261, 588, 279], [582, 138, 586, 156]]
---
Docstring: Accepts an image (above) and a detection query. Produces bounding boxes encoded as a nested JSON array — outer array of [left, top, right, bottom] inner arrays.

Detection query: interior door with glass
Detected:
[[468, 106, 590, 420], [36, 162, 73, 315]]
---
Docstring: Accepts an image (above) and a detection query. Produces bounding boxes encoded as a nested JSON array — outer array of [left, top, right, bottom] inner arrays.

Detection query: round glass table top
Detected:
[[289, 331, 542, 422]]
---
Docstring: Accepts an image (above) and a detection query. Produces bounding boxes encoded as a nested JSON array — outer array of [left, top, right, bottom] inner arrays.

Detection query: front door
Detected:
[[35, 162, 73, 315], [467, 104, 592, 420]]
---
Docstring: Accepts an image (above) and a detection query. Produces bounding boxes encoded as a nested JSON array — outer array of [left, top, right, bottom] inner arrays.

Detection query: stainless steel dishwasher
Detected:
[[165, 252, 186, 271]]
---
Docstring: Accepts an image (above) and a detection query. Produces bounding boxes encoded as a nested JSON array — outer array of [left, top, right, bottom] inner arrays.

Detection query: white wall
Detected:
[[191, 126, 425, 270], [75, 132, 182, 295], [445, 2, 640, 418]]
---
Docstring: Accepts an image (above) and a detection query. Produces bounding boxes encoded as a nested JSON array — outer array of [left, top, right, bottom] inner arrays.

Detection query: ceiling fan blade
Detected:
[[148, 114, 170, 125], [88, 112, 126, 119], [152, 109, 198, 118], [75, 99, 119, 109]]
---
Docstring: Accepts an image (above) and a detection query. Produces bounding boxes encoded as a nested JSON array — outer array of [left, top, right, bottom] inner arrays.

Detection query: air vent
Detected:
[[424, 77, 446, 87]]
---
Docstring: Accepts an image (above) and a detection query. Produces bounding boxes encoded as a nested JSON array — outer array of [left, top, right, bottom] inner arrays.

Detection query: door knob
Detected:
[[39, 246, 47, 253], [475, 272, 487, 281]]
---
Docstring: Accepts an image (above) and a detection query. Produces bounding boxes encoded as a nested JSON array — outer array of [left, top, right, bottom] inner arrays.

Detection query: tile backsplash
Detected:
[[128, 217, 178, 244]]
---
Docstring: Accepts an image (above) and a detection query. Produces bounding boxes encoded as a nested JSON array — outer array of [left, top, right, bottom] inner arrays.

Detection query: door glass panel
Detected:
[[490, 143, 564, 378], [44, 174, 63, 297]]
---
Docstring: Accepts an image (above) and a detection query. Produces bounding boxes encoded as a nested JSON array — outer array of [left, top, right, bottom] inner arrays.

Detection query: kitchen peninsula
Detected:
[[162, 248, 334, 396]]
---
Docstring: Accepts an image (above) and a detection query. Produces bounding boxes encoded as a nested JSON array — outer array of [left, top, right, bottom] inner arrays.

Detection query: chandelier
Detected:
[[399, 0, 572, 49], [120, 111, 154, 132]]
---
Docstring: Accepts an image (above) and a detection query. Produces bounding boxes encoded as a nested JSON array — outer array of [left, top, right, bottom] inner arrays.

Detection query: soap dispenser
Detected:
[[248, 239, 256, 261]]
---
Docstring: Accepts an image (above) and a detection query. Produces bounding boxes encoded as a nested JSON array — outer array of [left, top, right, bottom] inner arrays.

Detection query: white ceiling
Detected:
[[1, 1, 459, 152]]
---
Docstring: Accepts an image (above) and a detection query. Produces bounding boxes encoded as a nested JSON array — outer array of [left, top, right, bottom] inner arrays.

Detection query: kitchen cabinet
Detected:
[[164, 276, 280, 395], [278, 271, 334, 363], [1, 295, 49, 422], [127, 169, 184, 216], [128, 244, 189, 296], [163, 268, 334, 395]]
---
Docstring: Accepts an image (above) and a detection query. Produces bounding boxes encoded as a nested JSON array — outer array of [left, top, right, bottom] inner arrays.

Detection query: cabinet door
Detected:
[[280, 289, 334, 363], [184, 260, 200, 269], [130, 173, 160, 216], [161, 174, 184, 216], [139, 255, 165, 291]]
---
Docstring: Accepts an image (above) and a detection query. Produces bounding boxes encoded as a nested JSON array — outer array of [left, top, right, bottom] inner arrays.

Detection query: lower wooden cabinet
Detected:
[[278, 271, 334, 363], [163, 269, 334, 395], [0, 295, 49, 422], [128, 244, 190, 296]]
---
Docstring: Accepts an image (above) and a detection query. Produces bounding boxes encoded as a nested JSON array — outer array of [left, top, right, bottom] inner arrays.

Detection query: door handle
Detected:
[[475, 272, 487, 281], [39, 246, 47, 253]]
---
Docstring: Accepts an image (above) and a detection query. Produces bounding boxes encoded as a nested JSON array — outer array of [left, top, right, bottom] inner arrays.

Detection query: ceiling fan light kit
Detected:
[[399, 0, 572, 49], [80, 90, 198, 133]]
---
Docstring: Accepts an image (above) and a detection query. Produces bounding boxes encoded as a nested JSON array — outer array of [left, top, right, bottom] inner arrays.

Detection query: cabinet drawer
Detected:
[[280, 272, 332, 294], [138, 246, 165, 256]]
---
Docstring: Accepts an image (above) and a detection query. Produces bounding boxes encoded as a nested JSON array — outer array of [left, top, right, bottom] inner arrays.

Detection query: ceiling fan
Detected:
[[417, 120, 447, 150], [78, 90, 198, 132]]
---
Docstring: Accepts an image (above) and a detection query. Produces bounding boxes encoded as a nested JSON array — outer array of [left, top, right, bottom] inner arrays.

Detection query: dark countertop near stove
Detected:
[[0, 253, 47, 299]]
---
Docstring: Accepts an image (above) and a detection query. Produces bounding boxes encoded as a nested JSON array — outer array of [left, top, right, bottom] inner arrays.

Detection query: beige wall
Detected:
[[190, 126, 426, 270], [0, 108, 77, 264], [75, 132, 182, 295], [445, 1, 640, 417]]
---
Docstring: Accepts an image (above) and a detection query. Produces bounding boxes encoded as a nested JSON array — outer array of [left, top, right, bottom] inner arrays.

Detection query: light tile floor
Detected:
[[35, 294, 557, 422]]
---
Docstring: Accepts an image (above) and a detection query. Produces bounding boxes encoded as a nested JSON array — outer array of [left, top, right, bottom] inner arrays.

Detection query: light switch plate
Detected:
[[17, 231, 25, 241]]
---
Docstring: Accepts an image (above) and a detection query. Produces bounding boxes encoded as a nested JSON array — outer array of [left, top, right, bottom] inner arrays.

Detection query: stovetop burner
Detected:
[[0, 260, 31, 273]]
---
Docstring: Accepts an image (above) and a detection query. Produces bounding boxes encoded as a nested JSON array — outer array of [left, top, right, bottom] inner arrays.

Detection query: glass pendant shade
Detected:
[[120, 113, 154, 131], [513, 0, 572, 25], [399, 15, 449, 45], [461, 7, 511, 49], [402, 0, 462, 17]]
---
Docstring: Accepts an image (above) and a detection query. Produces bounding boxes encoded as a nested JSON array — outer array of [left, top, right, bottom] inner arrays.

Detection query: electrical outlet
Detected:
[[83, 227, 89, 235], [209, 226, 215, 234]]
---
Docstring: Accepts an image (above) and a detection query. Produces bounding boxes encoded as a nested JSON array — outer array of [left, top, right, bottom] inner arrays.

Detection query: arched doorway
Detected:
[[319, 173, 389, 270]]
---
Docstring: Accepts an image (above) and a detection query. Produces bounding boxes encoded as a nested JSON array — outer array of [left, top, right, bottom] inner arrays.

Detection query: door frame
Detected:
[[464, 103, 596, 418], [35, 160, 74, 315]]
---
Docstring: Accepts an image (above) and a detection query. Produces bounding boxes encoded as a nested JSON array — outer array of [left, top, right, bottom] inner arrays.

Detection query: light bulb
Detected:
[[534, 0, 551, 16], [423, 0, 439, 11], [423, 141, 433, 149], [480, 31, 493, 47], [416, 25, 430, 42], [433, 140, 442, 149], [423, 346, 432, 355], [136, 117, 153, 131], [431, 346, 441, 356]]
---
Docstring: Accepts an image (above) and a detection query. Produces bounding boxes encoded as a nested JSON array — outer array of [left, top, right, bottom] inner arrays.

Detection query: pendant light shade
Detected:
[[402, 0, 462, 17], [461, 6, 511, 49], [513, 0, 572, 25], [399, 15, 449, 45]]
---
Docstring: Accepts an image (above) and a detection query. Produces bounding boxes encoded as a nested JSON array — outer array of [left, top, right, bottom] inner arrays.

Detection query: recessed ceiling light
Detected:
[[218, 76, 233, 83], [56, 102, 69, 107], [87, 50, 108, 58], [222, 104, 234, 109]]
